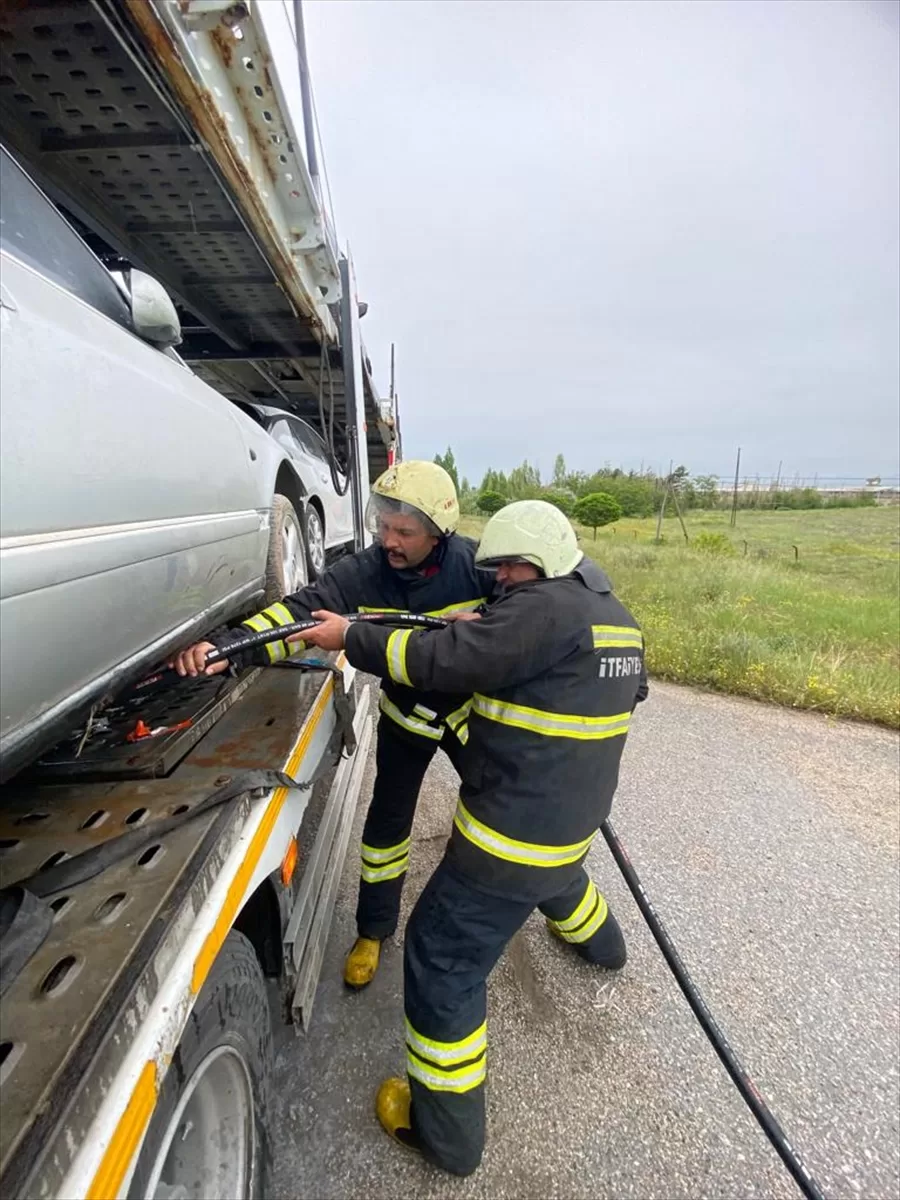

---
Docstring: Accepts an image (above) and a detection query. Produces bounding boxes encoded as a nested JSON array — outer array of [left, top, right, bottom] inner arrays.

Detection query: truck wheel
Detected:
[[128, 932, 273, 1200], [265, 494, 308, 601], [304, 504, 326, 579]]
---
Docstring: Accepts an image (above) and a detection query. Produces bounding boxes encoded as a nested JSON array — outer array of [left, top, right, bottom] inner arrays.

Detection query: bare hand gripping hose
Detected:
[[178, 610, 827, 1197]]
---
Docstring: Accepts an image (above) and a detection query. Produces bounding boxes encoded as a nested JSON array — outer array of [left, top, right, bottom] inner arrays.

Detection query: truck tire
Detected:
[[127, 931, 273, 1200], [265, 494, 308, 602], [304, 503, 326, 579]]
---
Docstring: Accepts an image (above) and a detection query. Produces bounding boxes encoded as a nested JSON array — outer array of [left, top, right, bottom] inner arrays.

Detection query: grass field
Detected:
[[459, 507, 900, 728]]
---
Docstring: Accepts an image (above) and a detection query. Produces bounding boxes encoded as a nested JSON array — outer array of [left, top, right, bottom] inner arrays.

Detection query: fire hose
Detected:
[[196, 608, 827, 1200], [203, 609, 451, 667]]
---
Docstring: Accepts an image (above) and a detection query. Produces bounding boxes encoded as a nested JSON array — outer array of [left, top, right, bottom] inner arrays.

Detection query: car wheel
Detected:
[[304, 505, 326, 579], [265, 495, 308, 602], [127, 932, 273, 1200]]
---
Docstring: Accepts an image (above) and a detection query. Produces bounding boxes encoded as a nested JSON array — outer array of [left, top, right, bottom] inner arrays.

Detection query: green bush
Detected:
[[543, 490, 574, 516], [575, 474, 657, 517], [477, 489, 507, 516], [773, 488, 824, 510], [573, 492, 623, 537], [693, 531, 736, 556]]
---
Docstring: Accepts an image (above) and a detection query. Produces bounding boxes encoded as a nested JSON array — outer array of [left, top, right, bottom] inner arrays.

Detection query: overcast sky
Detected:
[[273, 0, 899, 485]]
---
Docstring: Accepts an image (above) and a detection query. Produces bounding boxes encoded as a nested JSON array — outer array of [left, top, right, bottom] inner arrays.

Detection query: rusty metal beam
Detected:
[[123, 0, 339, 340]]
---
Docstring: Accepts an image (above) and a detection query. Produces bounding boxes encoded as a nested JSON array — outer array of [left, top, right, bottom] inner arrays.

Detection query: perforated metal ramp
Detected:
[[0, 665, 350, 1199], [0, 0, 393, 475]]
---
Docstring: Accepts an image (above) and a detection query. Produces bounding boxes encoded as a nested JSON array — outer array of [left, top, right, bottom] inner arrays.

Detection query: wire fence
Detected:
[[697, 475, 900, 497], [580, 524, 900, 574]]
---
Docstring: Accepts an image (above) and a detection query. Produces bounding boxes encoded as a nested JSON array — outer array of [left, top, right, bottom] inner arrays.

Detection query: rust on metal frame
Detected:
[[124, 0, 326, 338], [210, 22, 235, 70]]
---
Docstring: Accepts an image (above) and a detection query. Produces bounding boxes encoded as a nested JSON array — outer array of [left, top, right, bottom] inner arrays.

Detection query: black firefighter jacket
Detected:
[[344, 557, 648, 902], [212, 536, 496, 743]]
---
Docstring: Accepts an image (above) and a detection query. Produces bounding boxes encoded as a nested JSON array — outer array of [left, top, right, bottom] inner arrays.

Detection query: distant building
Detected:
[[816, 483, 899, 504]]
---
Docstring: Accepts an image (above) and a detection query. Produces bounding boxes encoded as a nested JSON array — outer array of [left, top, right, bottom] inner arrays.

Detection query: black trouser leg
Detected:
[[356, 715, 439, 939], [403, 857, 532, 1176], [539, 867, 627, 968]]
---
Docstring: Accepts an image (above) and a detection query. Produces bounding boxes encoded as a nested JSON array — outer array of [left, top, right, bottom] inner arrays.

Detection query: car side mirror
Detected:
[[129, 270, 182, 348]]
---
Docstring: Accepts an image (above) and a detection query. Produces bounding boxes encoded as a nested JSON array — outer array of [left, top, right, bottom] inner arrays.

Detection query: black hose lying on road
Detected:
[[600, 820, 827, 1200]]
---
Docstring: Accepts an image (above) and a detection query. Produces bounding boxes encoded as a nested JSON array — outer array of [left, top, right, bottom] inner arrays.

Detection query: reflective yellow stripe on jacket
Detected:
[[471, 694, 631, 741], [357, 598, 487, 618], [445, 700, 472, 745], [241, 602, 297, 663], [453, 798, 595, 867], [592, 624, 643, 650], [385, 629, 413, 687], [379, 693, 443, 740]]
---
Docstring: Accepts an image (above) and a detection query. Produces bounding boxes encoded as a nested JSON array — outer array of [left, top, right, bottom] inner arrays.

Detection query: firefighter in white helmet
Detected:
[[172, 461, 496, 989], [303, 499, 648, 1176]]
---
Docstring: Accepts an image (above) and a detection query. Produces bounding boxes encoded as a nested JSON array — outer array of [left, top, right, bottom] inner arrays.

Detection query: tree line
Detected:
[[432, 449, 876, 526]]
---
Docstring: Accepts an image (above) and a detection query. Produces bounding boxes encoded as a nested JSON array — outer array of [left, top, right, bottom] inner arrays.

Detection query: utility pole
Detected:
[[655, 460, 674, 543], [655, 482, 668, 543], [669, 484, 690, 543], [730, 447, 741, 528]]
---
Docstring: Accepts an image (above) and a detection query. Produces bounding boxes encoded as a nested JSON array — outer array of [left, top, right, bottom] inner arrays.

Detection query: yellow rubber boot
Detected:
[[343, 937, 381, 989], [375, 1078, 420, 1153]]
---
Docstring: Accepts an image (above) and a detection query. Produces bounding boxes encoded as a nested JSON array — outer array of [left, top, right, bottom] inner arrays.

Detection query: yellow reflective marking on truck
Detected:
[[85, 660, 347, 1197], [191, 656, 346, 994], [86, 1060, 157, 1200]]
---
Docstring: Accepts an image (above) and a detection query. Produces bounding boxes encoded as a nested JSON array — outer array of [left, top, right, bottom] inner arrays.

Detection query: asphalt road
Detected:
[[270, 682, 900, 1200]]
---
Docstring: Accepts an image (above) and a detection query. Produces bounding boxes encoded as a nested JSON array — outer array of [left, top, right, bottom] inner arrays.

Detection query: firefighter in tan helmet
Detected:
[[173, 460, 496, 988]]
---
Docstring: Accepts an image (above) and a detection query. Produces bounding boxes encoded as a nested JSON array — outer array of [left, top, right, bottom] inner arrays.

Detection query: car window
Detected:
[[0, 146, 132, 329], [266, 417, 298, 452], [291, 419, 328, 460]]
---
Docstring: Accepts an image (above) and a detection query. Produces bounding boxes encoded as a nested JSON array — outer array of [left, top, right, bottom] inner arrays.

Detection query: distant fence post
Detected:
[[742, 541, 748, 556]]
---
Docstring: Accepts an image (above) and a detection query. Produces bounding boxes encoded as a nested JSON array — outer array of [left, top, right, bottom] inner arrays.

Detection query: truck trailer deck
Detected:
[[0, 2, 389, 1194], [1, 660, 372, 1198]]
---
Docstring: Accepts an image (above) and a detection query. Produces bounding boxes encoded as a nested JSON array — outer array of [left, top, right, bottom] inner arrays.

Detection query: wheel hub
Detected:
[[143, 1046, 254, 1200], [307, 509, 326, 574], [282, 516, 306, 592]]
